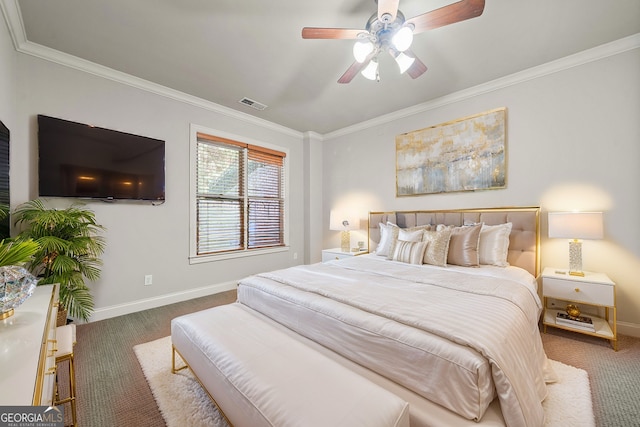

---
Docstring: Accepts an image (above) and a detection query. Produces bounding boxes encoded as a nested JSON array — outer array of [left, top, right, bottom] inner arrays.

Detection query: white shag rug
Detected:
[[134, 336, 594, 427]]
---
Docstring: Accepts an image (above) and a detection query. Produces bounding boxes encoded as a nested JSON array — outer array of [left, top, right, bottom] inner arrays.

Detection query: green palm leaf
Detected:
[[13, 199, 106, 322], [0, 238, 40, 267]]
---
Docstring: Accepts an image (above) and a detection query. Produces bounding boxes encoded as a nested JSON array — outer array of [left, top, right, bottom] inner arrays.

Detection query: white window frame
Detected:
[[189, 124, 289, 264]]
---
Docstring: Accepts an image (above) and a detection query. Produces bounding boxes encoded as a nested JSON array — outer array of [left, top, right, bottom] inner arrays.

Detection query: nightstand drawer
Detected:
[[543, 277, 614, 306], [321, 248, 368, 262], [322, 252, 350, 262]]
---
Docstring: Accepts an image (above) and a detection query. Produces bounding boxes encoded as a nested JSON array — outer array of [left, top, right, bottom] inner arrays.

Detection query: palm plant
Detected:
[[13, 199, 106, 322], [0, 238, 39, 266]]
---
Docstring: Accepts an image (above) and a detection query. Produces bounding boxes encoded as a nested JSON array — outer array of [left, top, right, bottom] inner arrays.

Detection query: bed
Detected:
[[234, 207, 556, 427], [172, 207, 555, 427]]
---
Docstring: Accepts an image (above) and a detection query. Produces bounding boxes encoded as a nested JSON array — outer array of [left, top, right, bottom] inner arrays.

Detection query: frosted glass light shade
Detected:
[[392, 26, 413, 52], [394, 52, 415, 74], [353, 40, 374, 63], [361, 59, 379, 80]]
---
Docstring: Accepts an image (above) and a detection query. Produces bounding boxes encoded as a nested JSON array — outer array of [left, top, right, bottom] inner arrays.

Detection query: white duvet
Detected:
[[237, 255, 555, 427]]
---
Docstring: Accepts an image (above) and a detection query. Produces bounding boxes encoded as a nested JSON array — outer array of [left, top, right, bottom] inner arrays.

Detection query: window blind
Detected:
[[196, 133, 285, 255]]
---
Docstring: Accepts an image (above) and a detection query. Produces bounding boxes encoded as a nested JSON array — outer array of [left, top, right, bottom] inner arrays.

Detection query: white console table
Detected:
[[0, 284, 59, 405]]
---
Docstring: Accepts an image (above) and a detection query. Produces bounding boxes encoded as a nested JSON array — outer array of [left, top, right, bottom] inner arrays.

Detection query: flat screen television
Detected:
[[38, 115, 165, 201]]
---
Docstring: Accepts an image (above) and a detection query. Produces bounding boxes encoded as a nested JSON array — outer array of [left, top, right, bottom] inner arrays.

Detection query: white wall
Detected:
[[0, 12, 16, 137], [4, 10, 639, 335], [322, 43, 640, 337], [303, 132, 324, 264], [8, 44, 310, 320]]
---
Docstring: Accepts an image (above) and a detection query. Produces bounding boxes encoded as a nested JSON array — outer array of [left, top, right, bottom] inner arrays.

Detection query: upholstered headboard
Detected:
[[368, 207, 540, 276]]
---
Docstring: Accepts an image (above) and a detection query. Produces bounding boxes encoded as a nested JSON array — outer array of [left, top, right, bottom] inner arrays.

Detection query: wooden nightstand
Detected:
[[541, 267, 617, 350], [322, 248, 368, 262]]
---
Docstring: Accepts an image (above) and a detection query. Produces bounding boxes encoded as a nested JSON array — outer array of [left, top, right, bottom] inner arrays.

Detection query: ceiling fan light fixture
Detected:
[[353, 40, 374, 63], [361, 58, 379, 81], [394, 51, 415, 74], [392, 25, 413, 52]]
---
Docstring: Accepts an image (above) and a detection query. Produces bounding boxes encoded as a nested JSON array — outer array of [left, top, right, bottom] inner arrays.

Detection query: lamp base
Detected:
[[568, 239, 584, 276], [340, 231, 350, 252]]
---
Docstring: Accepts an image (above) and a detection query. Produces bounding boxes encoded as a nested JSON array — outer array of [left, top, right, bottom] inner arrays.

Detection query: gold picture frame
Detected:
[[396, 107, 507, 196]]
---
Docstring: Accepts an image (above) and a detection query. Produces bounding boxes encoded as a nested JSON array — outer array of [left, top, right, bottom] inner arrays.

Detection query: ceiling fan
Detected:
[[301, 0, 485, 83]]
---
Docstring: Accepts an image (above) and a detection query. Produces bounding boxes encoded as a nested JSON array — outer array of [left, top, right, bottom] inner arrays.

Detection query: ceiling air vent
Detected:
[[239, 97, 268, 111]]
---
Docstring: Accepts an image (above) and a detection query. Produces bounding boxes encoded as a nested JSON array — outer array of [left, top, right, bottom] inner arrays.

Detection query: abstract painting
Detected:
[[396, 108, 506, 196]]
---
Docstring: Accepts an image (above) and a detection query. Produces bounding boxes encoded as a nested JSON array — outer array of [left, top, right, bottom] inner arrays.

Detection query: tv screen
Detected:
[[38, 115, 165, 201]]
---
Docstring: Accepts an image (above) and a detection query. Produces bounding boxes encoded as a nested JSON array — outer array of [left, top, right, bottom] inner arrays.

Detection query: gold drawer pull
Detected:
[[574, 288, 580, 292], [46, 367, 56, 375]]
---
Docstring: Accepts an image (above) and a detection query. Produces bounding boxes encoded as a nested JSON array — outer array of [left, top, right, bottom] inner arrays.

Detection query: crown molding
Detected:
[[324, 33, 640, 140], [2, 0, 638, 141], [0, 0, 302, 139]]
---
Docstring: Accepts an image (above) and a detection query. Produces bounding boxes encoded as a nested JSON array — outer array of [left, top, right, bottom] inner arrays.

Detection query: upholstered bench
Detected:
[[171, 303, 410, 427]]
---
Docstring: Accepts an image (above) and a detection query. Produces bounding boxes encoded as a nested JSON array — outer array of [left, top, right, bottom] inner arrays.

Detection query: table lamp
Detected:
[[548, 211, 603, 276], [329, 211, 357, 252]]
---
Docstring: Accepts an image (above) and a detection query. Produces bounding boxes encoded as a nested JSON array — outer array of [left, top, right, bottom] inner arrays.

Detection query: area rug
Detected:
[[134, 336, 594, 427]]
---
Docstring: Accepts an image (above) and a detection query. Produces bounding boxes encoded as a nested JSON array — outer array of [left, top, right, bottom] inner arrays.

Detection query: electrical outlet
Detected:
[[144, 275, 153, 286]]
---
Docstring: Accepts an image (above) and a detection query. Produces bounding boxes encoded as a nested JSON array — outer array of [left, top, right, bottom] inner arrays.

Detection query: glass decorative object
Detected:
[[0, 266, 38, 320]]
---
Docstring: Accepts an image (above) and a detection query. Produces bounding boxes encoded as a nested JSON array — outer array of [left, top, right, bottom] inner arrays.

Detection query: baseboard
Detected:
[[618, 321, 640, 339], [87, 281, 237, 323]]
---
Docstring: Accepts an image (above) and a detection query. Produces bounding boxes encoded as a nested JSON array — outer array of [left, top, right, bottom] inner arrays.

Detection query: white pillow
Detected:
[[376, 222, 398, 256], [386, 226, 428, 260], [478, 222, 512, 267], [399, 228, 425, 241], [391, 240, 428, 265]]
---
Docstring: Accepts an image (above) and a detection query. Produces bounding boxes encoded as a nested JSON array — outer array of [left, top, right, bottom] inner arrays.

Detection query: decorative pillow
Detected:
[[375, 222, 398, 256], [422, 228, 452, 267], [478, 222, 512, 267], [386, 225, 430, 260], [447, 223, 482, 267], [391, 240, 428, 265]]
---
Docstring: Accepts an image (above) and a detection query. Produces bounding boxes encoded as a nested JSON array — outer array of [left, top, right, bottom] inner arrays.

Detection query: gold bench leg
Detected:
[[172, 345, 188, 373]]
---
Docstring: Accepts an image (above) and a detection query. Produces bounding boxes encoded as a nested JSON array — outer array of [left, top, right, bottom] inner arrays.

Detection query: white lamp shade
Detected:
[[394, 52, 415, 74], [360, 59, 379, 80], [353, 40, 374, 63], [392, 26, 413, 52], [548, 212, 603, 240], [329, 210, 357, 231]]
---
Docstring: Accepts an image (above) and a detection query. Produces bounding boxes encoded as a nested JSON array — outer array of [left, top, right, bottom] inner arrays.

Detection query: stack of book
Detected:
[[556, 312, 595, 332]]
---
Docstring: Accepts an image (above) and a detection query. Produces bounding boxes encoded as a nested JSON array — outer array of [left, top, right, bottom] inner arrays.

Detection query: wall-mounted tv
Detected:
[[38, 115, 165, 201]]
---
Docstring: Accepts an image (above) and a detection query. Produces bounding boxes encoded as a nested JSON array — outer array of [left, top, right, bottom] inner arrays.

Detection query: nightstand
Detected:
[[541, 267, 617, 350], [322, 248, 368, 262]]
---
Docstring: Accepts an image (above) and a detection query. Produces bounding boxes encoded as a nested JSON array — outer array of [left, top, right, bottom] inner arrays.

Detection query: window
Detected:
[[192, 129, 287, 259]]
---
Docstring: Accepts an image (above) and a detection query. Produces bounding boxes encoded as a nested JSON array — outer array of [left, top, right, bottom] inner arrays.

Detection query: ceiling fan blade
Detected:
[[406, 0, 485, 34], [378, 0, 400, 22], [338, 61, 368, 84], [302, 27, 363, 39], [337, 52, 377, 84], [405, 51, 428, 79]]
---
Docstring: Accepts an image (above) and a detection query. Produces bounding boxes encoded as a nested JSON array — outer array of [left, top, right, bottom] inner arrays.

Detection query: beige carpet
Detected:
[[135, 336, 594, 427]]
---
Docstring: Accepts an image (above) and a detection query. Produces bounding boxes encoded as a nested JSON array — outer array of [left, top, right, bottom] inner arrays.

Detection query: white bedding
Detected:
[[237, 255, 555, 427]]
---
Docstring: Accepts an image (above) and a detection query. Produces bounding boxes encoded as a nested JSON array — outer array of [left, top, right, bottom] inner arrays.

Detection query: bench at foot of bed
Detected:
[[171, 303, 410, 427]]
